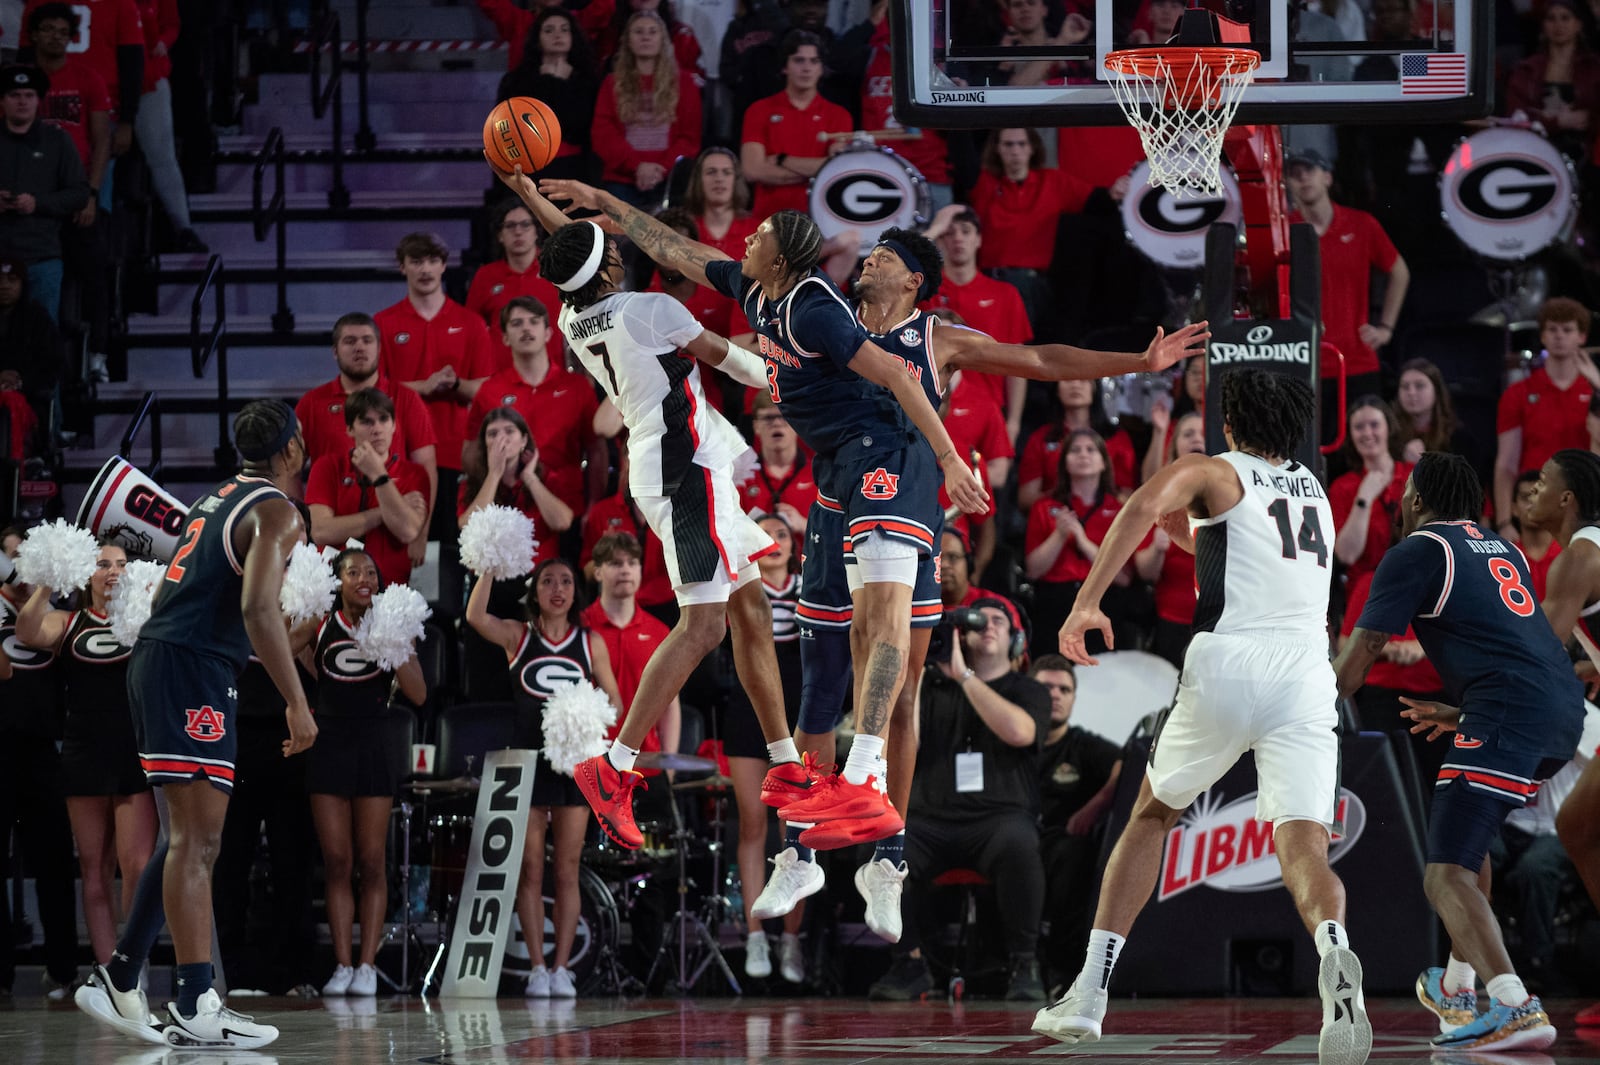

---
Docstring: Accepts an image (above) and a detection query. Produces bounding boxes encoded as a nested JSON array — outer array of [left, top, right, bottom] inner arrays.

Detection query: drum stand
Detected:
[[380, 797, 427, 993], [645, 785, 741, 996]]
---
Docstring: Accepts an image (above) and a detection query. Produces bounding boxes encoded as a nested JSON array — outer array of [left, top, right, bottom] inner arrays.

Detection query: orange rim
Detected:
[[1105, 46, 1259, 110]]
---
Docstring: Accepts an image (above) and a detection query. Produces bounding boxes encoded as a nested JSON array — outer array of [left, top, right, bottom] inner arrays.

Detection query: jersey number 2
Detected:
[[1266, 499, 1328, 568], [167, 518, 206, 583]]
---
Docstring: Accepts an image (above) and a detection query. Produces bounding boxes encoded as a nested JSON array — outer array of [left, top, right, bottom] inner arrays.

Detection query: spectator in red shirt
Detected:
[[1285, 147, 1409, 450], [132, 0, 202, 251], [20, 0, 144, 162], [737, 392, 815, 531], [1392, 357, 1463, 465], [1495, 297, 1597, 535], [859, 8, 951, 209], [594, 0, 704, 81], [1133, 410, 1204, 668], [305, 389, 430, 588], [580, 447, 676, 617], [1330, 396, 1412, 584], [458, 405, 574, 566], [1141, 355, 1207, 484], [581, 531, 680, 774], [1023, 428, 1129, 657], [465, 297, 602, 517], [943, 366, 1015, 499], [592, 11, 701, 207], [995, 0, 1091, 85], [1018, 379, 1138, 507], [1512, 469, 1563, 602], [739, 31, 853, 220], [495, 7, 599, 185], [921, 205, 1031, 441], [476, 0, 563, 70], [467, 201, 564, 367], [684, 146, 758, 259]]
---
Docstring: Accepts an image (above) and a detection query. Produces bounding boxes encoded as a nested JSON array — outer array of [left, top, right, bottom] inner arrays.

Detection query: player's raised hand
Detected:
[[488, 155, 539, 199], [538, 178, 606, 215], [1398, 696, 1461, 741], [1059, 604, 1113, 666], [941, 457, 989, 514], [1145, 321, 1211, 373]]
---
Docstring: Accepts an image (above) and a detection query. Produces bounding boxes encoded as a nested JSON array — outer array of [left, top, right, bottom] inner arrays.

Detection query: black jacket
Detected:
[[0, 120, 89, 264]]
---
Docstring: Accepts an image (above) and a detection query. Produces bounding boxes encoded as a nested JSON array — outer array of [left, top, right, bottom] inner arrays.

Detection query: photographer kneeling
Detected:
[[869, 600, 1051, 1003]]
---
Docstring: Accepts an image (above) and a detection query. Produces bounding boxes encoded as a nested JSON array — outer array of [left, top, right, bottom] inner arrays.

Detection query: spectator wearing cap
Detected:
[[739, 31, 853, 220], [1285, 147, 1409, 458], [0, 252, 63, 446], [0, 64, 88, 321]]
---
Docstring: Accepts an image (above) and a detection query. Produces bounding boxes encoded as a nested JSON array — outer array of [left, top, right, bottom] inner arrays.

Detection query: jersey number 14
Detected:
[[1267, 499, 1329, 568]]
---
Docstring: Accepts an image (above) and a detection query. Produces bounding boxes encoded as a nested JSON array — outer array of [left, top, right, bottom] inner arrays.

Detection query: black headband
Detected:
[[238, 403, 300, 462], [877, 238, 930, 300]]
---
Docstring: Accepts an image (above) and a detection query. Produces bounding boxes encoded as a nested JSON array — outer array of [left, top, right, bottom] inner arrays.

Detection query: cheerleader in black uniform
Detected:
[[466, 557, 624, 998], [298, 549, 426, 997], [14, 541, 157, 968]]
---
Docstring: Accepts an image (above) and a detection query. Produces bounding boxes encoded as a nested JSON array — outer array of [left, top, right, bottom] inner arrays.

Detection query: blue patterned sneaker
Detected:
[[1417, 967, 1479, 1034], [1431, 996, 1556, 1052]]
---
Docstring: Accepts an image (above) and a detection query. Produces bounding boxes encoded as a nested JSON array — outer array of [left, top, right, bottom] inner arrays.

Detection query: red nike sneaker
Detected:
[[574, 754, 644, 848], [761, 752, 831, 809], [1577, 1001, 1600, 1027], [779, 773, 892, 824], [799, 797, 904, 850]]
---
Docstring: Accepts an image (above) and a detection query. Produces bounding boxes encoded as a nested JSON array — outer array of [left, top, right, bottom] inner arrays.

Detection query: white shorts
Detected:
[[634, 466, 775, 607], [1147, 631, 1341, 828]]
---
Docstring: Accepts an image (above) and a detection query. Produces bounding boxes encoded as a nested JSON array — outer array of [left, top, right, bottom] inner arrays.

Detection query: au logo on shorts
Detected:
[[184, 705, 228, 742], [861, 468, 900, 500]]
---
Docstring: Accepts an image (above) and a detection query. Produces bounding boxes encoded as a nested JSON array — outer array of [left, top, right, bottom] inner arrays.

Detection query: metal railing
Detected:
[[253, 127, 294, 333], [119, 391, 165, 483], [354, 0, 375, 152], [190, 255, 235, 469], [310, 9, 350, 209]]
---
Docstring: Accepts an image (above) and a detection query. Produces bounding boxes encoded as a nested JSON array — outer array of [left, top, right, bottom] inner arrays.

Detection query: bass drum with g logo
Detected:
[[1441, 127, 1577, 262], [809, 146, 930, 257], [1121, 160, 1242, 270]]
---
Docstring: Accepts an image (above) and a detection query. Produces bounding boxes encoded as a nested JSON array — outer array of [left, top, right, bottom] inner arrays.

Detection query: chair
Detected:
[[408, 621, 454, 740], [435, 701, 516, 780], [926, 868, 1000, 1000]]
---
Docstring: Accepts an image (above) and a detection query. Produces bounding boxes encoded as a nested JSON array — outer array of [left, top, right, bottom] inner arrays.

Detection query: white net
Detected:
[[1105, 49, 1259, 200]]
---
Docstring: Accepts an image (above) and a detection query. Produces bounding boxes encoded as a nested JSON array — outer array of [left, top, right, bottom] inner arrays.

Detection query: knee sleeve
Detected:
[[797, 625, 853, 735]]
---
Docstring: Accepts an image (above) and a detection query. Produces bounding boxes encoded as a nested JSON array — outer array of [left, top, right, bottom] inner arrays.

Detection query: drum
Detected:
[[585, 817, 675, 878], [427, 813, 475, 916], [502, 863, 620, 992], [809, 146, 930, 257], [1441, 127, 1578, 262], [1121, 160, 1242, 270]]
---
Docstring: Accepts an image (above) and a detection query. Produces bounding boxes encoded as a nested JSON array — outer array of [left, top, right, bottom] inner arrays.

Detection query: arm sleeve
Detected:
[[1356, 536, 1443, 635], [305, 457, 339, 509], [719, 343, 768, 390]]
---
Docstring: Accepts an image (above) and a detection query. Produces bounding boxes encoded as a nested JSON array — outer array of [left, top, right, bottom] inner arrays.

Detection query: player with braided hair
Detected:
[[1043, 369, 1371, 1065], [1336, 451, 1582, 1052], [1524, 447, 1600, 1031]]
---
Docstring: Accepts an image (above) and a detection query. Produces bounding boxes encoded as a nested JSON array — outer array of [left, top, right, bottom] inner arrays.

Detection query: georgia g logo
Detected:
[[519, 656, 587, 699], [861, 467, 900, 500], [184, 705, 228, 743]]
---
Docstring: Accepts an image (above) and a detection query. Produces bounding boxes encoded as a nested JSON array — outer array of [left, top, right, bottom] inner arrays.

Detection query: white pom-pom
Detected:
[[731, 447, 759, 487], [14, 519, 99, 592], [459, 504, 535, 581], [540, 681, 618, 776], [353, 585, 432, 673], [279, 541, 338, 625], [107, 559, 166, 645]]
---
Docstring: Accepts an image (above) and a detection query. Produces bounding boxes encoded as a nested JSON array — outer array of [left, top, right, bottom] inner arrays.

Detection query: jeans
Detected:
[[26, 259, 63, 323], [136, 79, 192, 230]]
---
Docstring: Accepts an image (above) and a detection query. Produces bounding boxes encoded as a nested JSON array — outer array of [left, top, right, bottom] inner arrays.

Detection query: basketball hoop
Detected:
[[1105, 47, 1259, 199]]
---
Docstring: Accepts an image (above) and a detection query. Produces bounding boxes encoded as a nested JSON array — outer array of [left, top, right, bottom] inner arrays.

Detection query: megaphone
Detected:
[[75, 456, 190, 563]]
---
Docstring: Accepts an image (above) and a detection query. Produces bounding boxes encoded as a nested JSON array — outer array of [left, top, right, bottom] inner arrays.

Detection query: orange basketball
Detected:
[[482, 97, 562, 175]]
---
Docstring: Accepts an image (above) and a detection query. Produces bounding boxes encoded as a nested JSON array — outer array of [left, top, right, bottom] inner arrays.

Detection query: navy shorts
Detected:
[[798, 492, 943, 631], [824, 434, 944, 558], [1425, 731, 1567, 871], [127, 639, 240, 795]]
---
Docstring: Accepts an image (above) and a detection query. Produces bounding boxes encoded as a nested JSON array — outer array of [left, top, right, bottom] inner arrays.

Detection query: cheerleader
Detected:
[[466, 557, 624, 998], [298, 549, 426, 997], [14, 540, 156, 968]]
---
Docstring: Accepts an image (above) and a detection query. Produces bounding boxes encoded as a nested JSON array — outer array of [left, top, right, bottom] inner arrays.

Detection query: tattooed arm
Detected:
[[1331, 626, 1391, 700], [537, 179, 732, 288]]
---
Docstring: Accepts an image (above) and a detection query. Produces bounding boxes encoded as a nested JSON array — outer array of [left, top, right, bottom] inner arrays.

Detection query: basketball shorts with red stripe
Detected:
[[1426, 728, 1567, 872], [634, 462, 776, 607], [797, 493, 943, 633], [127, 638, 239, 794]]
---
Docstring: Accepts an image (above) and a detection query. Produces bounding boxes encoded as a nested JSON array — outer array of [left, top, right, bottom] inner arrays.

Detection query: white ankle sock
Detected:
[[1445, 955, 1477, 995], [607, 740, 639, 773], [1082, 930, 1125, 991], [1485, 973, 1529, 1007], [767, 738, 800, 765], [1313, 920, 1350, 957], [842, 735, 884, 786]]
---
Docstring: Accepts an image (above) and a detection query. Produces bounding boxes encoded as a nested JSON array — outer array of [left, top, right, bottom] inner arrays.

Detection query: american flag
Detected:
[[1400, 53, 1468, 95]]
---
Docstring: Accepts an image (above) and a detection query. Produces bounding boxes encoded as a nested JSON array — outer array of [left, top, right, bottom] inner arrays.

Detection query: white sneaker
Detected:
[[549, 966, 577, 998], [349, 964, 378, 996], [745, 932, 772, 978], [322, 965, 354, 996], [778, 933, 804, 984], [1317, 947, 1372, 1065], [1033, 977, 1110, 1045], [75, 964, 166, 1045], [164, 988, 279, 1050], [854, 859, 907, 944], [751, 848, 825, 920], [526, 967, 551, 998]]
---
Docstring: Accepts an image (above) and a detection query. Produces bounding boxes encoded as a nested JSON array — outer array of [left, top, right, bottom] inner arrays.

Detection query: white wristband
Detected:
[[718, 342, 769, 390]]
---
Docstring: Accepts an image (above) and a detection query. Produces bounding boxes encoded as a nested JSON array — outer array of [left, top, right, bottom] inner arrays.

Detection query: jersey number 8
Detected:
[[1488, 556, 1536, 617]]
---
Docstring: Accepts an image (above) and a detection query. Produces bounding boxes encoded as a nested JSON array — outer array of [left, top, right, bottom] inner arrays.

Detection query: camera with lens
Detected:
[[926, 607, 988, 667]]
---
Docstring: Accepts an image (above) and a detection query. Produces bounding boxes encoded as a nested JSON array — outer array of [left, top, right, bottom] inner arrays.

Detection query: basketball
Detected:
[[482, 97, 562, 175]]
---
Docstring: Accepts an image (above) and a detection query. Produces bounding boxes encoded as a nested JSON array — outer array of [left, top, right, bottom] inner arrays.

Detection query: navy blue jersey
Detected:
[[705, 260, 908, 456], [1357, 520, 1585, 758], [862, 308, 944, 414], [140, 474, 292, 671]]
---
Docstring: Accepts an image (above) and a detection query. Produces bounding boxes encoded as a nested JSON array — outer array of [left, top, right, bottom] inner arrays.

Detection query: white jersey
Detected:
[[1569, 526, 1600, 669], [560, 291, 748, 496], [1190, 451, 1333, 642]]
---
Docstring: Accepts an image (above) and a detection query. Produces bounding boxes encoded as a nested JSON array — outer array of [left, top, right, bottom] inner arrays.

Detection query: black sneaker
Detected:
[[868, 954, 933, 1001], [1005, 954, 1046, 1002]]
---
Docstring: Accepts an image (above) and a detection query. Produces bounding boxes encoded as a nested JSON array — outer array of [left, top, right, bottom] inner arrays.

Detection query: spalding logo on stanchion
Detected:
[[75, 456, 190, 562]]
